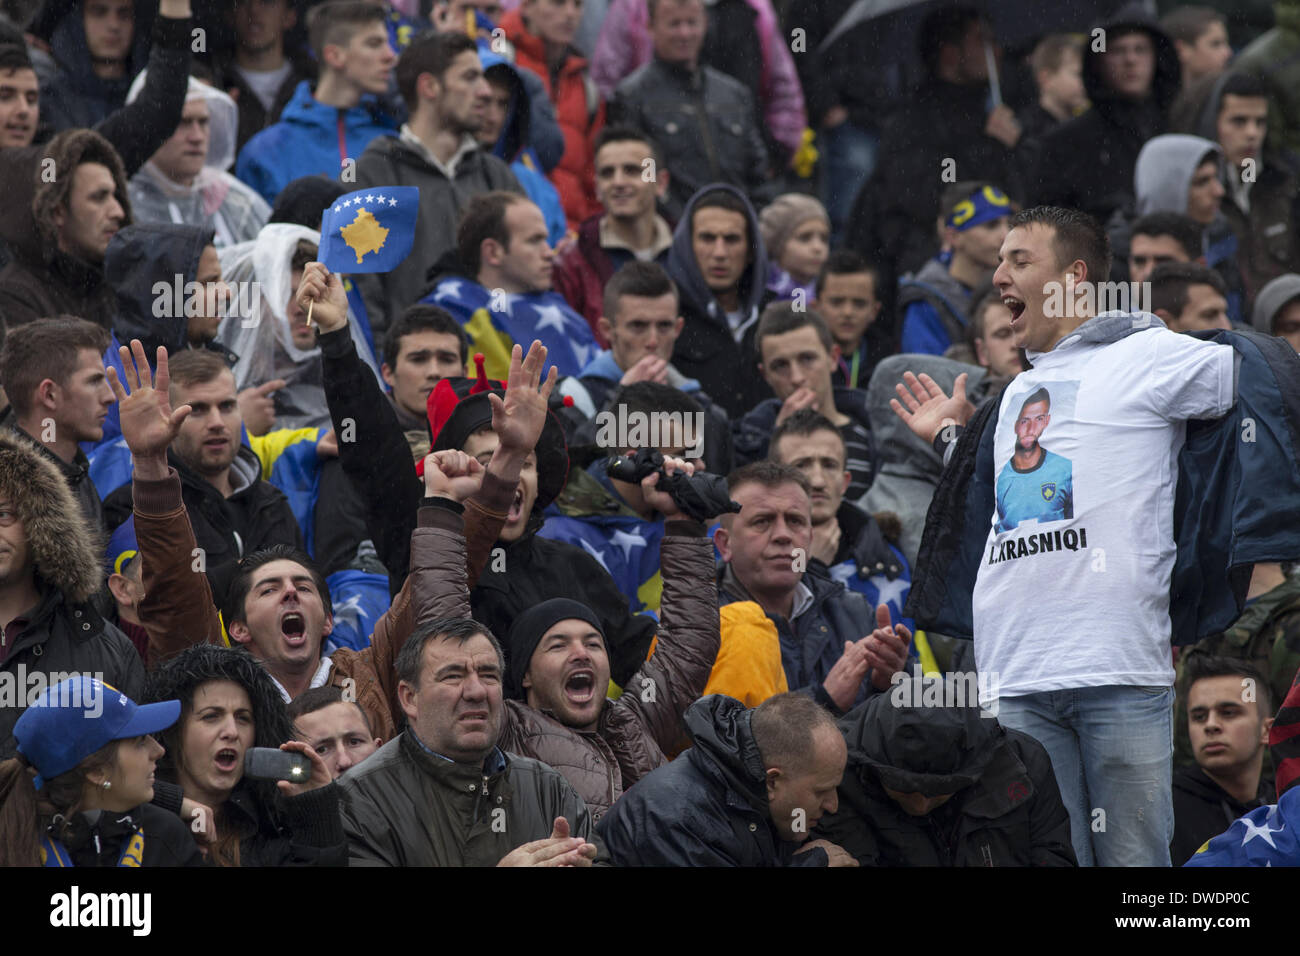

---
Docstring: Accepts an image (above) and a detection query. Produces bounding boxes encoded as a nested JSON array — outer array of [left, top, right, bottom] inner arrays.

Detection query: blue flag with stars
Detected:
[[318, 186, 419, 274], [1184, 781, 1300, 866]]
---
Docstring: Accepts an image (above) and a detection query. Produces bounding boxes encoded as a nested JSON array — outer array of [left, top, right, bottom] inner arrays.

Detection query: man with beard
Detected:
[[994, 387, 1073, 533]]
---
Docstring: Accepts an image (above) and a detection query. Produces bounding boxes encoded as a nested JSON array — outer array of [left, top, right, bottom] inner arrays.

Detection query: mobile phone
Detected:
[[244, 747, 312, 783]]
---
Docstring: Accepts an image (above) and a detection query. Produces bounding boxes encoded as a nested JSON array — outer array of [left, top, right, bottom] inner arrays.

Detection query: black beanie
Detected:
[[504, 599, 605, 701]]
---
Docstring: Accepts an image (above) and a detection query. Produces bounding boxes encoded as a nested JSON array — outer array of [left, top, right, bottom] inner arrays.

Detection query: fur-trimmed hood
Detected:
[[0, 430, 103, 603]]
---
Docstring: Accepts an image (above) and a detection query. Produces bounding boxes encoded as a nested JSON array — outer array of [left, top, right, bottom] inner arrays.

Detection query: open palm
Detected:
[[489, 340, 558, 454], [106, 339, 192, 460]]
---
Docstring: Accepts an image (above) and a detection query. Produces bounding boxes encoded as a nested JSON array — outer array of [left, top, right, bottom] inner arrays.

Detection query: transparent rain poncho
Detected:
[[216, 223, 383, 431], [125, 72, 270, 247]]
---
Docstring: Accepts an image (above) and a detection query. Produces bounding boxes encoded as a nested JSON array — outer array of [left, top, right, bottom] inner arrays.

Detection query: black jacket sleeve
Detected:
[[318, 326, 421, 591], [94, 13, 194, 177]]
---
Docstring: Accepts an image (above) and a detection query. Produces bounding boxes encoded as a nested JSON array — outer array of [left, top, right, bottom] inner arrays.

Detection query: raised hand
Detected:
[[422, 449, 486, 502], [889, 371, 975, 444], [106, 340, 192, 479], [489, 341, 558, 456], [276, 740, 332, 797], [296, 262, 349, 333], [619, 354, 670, 386]]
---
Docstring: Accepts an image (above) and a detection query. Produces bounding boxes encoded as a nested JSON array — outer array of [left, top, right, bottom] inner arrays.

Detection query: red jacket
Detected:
[[501, 8, 604, 231], [553, 214, 616, 344]]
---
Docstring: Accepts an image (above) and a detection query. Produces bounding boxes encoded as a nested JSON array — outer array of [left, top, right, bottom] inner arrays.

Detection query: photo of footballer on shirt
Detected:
[[995, 386, 1074, 532]]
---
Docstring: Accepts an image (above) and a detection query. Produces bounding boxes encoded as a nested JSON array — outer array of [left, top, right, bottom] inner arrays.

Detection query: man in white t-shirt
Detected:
[[890, 205, 1236, 867]]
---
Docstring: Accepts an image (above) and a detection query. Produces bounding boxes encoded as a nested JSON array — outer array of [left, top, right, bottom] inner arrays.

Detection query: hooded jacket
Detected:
[[347, 126, 522, 344], [217, 47, 317, 155], [1182, 71, 1300, 305], [905, 318, 1300, 649], [34, 0, 153, 134], [340, 731, 607, 866], [479, 52, 568, 246], [414, 498, 719, 819], [0, 129, 131, 336], [499, 8, 604, 231], [597, 694, 829, 866], [896, 258, 982, 356], [125, 74, 270, 248], [813, 691, 1077, 866], [0, 431, 144, 758], [1031, 3, 1182, 223], [235, 80, 400, 207], [106, 222, 212, 356], [665, 184, 774, 418], [1252, 273, 1300, 335], [610, 57, 771, 224], [102, 441, 304, 609], [861, 354, 991, 567]]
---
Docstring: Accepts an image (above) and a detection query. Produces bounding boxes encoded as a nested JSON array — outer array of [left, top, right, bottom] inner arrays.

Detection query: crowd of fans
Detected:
[[0, 0, 1299, 870]]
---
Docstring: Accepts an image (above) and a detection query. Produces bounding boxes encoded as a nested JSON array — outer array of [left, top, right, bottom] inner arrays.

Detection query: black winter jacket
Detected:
[[48, 803, 204, 867], [217, 779, 347, 868], [1171, 764, 1271, 866], [597, 694, 829, 866], [813, 693, 1077, 866], [1029, 3, 1182, 223], [339, 732, 606, 866]]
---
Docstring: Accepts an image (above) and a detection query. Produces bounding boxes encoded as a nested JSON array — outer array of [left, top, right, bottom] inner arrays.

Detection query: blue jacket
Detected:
[[906, 322, 1300, 646], [235, 81, 399, 205]]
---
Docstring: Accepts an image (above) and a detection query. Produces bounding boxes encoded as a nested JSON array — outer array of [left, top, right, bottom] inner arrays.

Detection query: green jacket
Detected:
[[338, 731, 609, 866], [1234, 0, 1300, 159], [1175, 575, 1300, 768]]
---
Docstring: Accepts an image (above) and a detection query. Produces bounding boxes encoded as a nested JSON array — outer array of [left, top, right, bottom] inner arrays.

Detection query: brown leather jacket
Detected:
[[131, 468, 510, 743], [413, 510, 720, 820]]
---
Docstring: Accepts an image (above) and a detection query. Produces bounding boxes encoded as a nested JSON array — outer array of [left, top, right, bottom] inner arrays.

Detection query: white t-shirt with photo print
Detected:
[[971, 323, 1235, 701]]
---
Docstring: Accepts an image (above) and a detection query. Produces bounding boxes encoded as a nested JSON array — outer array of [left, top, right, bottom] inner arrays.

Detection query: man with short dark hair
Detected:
[[597, 692, 857, 866], [423, 191, 597, 379], [1129, 211, 1201, 284], [665, 184, 772, 418], [338, 615, 607, 866], [1172, 655, 1274, 865], [815, 251, 883, 390], [236, 1, 400, 205], [1149, 261, 1232, 332], [891, 204, 1300, 866], [351, 31, 522, 343], [553, 126, 674, 339], [219, 0, 318, 153], [381, 304, 468, 461], [102, 347, 305, 606], [734, 304, 875, 499], [716, 460, 910, 714], [0, 317, 114, 529], [1162, 6, 1232, 88], [954, 287, 1026, 385], [769, 409, 911, 633], [609, 0, 771, 221], [287, 684, 382, 778]]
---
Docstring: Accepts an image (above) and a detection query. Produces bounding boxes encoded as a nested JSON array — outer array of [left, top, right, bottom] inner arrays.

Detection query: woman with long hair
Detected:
[[0, 676, 202, 867], [144, 643, 345, 867]]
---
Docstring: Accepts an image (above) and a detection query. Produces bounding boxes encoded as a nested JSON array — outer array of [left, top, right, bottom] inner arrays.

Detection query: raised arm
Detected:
[[108, 339, 224, 664], [95, 0, 194, 176]]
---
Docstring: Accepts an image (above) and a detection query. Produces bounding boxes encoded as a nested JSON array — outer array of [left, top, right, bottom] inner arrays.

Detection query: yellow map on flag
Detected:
[[340, 208, 389, 265]]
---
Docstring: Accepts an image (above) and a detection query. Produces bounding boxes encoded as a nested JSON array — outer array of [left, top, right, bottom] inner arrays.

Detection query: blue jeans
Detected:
[[995, 685, 1175, 867], [819, 122, 878, 246]]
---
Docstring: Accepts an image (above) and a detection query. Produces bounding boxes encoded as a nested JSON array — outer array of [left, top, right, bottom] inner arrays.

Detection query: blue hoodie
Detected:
[[235, 81, 399, 206]]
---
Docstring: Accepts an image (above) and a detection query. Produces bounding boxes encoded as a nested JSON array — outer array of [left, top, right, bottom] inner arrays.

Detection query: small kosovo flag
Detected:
[[318, 186, 419, 273]]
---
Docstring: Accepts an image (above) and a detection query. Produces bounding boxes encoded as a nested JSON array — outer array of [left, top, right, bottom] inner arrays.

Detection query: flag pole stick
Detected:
[[307, 299, 314, 328]]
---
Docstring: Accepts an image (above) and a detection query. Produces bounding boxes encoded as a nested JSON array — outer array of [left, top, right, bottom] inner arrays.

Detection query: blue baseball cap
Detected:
[[14, 677, 180, 789], [945, 185, 1012, 232]]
